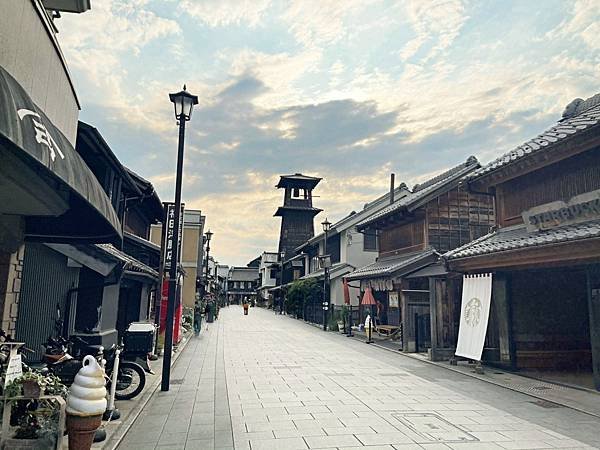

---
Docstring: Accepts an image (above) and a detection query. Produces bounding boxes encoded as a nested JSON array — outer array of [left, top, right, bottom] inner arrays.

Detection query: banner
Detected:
[[455, 273, 493, 361]]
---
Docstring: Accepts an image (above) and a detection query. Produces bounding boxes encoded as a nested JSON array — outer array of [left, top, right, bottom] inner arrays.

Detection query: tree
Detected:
[[284, 278, 323, 318]]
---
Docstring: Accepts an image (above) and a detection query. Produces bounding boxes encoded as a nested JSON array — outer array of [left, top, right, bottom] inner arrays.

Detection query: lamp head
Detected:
[[169, 85, 199, 121]]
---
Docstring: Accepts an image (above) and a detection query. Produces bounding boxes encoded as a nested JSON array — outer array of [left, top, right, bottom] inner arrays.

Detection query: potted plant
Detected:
[[2, 372, 67, 449]]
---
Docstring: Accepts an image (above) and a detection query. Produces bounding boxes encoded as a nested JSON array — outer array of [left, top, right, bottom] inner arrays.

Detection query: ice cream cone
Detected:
[[66, 413, 103, 450]]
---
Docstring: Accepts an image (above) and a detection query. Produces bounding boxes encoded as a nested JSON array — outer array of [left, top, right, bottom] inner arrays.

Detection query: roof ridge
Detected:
[[413, 156, 478, 192]]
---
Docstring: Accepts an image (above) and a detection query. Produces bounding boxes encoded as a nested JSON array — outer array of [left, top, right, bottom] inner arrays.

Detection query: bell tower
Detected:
[[275, 173, 322, 257]]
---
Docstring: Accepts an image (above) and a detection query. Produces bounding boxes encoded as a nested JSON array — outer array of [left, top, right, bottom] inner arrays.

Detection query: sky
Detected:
[[57, 0, 600, 266]]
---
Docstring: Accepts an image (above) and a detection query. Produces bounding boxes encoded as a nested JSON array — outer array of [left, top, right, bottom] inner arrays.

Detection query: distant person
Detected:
[[243, 301, 249, 315], [193, 301, 202, 336]]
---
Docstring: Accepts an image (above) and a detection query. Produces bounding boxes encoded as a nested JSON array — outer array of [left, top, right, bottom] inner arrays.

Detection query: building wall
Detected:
[[0, 245, 24, 336], [16, 244, 80, 361], [497, 149, 600, 227], [0, 0, 80, 143]]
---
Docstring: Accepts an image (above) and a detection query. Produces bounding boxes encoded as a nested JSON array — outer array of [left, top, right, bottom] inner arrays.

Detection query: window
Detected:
[[363, 230, 378, 251], [270, 268, 277, 279], [234, 281, 240, 289]]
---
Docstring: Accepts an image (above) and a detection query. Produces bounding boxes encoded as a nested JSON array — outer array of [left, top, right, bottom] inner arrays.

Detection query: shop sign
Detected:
[[164, 203, 184, 268], [389, 291, 399, 308], [522, 189, 600, 232], [360, 278, 394, 291]]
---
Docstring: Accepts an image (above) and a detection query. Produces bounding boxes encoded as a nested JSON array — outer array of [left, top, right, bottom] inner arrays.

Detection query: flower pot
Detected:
[[337, 322, 345, 333], [22, 380, 41, 398]]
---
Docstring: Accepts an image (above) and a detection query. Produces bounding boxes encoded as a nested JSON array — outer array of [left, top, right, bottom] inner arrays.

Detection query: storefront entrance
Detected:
[[508, 267, 594, 390]]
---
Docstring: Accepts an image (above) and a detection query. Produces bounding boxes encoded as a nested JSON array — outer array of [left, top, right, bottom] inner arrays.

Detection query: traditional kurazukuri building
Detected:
[[445, 94, 600, 391], [347, 156, 494, 359]]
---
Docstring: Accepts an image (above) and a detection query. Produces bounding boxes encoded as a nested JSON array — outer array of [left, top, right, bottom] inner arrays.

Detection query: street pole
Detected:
[[323, 228, 328, 331], [162, 85, 197, 392], [161, 116, 185, 392]]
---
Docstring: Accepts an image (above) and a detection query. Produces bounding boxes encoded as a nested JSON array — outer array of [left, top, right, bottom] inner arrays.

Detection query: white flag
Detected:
[[455, 273, 492, 361]]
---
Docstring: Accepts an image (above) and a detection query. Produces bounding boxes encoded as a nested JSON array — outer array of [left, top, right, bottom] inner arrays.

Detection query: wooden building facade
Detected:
[[446, 94, 600, 391], [347, 156, 494, 359]]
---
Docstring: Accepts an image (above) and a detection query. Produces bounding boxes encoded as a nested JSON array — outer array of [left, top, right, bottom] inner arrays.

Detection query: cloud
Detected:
[[398, 0, 468, 61], [545, 0, 600, 50], [178, 0, 272, 28], [55, 1, 600, 265]]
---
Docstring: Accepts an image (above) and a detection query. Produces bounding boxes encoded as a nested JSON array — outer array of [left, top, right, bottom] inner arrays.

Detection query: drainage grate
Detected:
[[171, 379, 184, 385], [531, 400, 561, 409], [392, 413, 478, 443]]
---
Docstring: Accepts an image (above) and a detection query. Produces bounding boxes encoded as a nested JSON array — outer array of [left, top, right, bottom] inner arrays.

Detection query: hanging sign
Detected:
[[389, 291, 399, 308], [360, 278, 394, 292], [455, 274, 492, 361], [164, 203, 184, 268], [522, 189, 600, 232]]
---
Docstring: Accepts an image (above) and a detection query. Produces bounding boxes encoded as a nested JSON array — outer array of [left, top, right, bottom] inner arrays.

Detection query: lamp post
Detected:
[[161, 85, 198, 392], [278, 250, 285, 314], [322, 218, 332, 331]]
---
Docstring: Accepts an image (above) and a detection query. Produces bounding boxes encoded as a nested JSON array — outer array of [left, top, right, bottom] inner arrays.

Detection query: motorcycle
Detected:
[[41, 335, 146, 401]]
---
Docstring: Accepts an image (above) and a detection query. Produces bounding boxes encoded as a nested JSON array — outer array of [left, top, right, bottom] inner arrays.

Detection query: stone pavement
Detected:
[[118, 306, 600, 450]]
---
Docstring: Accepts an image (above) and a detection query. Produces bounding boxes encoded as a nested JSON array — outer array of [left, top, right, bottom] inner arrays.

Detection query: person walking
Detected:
[[193, 300, 203, 337]]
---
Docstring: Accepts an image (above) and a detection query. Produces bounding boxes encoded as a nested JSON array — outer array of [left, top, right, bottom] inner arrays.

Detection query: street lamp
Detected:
[[278, 250, 285, 314], [322, 218, 332, 331], [162, 85, 198, 392]]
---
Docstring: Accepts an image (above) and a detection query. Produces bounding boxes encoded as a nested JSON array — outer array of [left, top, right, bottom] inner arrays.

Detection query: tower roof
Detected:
[[274, 206, 323, 217], [276, 173, 322, 189]]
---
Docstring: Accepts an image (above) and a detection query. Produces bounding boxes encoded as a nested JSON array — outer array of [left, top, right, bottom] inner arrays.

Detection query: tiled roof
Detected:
[[346, 248, 438, 281], [357, 156, 479, 229], [300, 263, 354, 280], [444, 220, 600, 260], [95, 244, 158, 278], [468, 101, 600, 181]]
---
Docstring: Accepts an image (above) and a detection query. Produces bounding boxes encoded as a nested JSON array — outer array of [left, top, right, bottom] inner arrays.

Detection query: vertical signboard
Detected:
[[164, 203, 184, 268]]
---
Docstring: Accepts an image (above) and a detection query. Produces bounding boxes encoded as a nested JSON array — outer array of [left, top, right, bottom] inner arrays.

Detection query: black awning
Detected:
[[0, 65, 121, 243]]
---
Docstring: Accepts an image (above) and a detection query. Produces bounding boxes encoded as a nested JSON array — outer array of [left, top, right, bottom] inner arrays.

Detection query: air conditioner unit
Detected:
[[42, 0, 91, 13]]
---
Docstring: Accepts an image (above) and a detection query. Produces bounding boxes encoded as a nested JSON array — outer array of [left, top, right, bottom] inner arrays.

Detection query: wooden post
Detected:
[[493, 273, 515, 369], [587, 266, 600, 391], [429, 278, 439, 361]]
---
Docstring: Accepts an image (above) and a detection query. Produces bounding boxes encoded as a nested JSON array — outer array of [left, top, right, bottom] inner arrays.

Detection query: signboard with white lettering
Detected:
[[522, 189, 600, 232], [389, 291, 399, 308], [164, 203, 184, 268], [5, 346, 23, 387]]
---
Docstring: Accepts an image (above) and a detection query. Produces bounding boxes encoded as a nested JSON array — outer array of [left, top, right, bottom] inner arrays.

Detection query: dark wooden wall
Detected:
[[378, 187, 494, 257], [425, 187, 494, 254], [498, 149, 600, 227], [379, 221, 425, 257]]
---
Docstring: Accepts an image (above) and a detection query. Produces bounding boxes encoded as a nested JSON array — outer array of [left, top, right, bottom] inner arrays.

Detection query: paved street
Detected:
[[118, 307, 600, 450]]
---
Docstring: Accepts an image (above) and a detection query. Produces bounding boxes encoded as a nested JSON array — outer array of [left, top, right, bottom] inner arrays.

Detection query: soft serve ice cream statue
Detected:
[[67, 355, 107, 416], [66, 355, 108, 450]]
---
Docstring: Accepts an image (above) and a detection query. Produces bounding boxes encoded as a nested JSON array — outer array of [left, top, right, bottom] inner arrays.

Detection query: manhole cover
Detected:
[[171, 379, 184, 385], [531, 400, 561, 409], [392, 413, 478, 443]]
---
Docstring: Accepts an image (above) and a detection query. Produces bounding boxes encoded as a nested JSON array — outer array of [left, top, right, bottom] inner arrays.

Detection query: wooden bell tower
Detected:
[[274, 173, 322, 257]]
